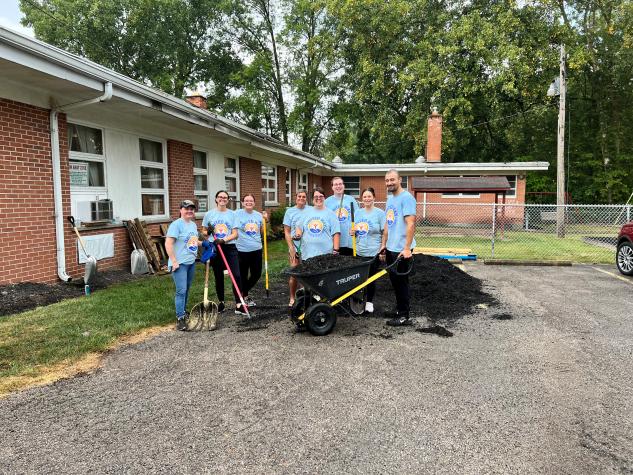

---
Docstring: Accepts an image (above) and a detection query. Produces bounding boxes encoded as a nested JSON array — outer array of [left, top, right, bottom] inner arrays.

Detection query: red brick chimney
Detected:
[[185, 93, 207, 110], [426, 107, 442, 162]]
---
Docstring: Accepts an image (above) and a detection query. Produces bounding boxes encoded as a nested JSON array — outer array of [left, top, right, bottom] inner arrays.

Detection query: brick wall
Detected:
[[290, 169, 297, 204], [277, 166, 286, 207], [239, 157, 263, 208], [360, 176, 389, 202], [0, 98, 60, 284], [167, 140, 194, 218]]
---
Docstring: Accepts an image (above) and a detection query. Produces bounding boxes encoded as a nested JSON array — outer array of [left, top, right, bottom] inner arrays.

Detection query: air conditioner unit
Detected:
[[91, 199, 113, 221], [76, 199, 113, 223]]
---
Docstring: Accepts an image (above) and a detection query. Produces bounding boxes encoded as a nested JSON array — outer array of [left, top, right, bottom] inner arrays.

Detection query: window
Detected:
[[342, 176, 360, 197], [298, 172, 308, 192], [193, 150, 209, 212], [285, 168, 292, 205], [262, 163, 277, 205], [68, 123, 105, 188], [224, 157, 239, 210], [401, 176, 408, 190], [506, 175, 517, 198], [140, 138, 167, 216]]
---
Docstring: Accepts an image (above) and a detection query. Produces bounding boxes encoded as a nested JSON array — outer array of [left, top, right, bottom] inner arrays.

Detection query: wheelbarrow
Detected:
[[284, 255, 412, 336]]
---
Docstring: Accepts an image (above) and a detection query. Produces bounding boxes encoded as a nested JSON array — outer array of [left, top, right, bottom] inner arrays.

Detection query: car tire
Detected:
[[616, 241, 633, 276]]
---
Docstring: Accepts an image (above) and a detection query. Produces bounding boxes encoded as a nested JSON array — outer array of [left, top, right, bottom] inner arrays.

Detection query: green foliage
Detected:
[[269, 206, 287, 227], [19, 0, 633, 203]]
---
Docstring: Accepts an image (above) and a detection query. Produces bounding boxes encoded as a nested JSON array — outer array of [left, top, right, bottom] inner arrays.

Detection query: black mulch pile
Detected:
[[246, 253, 496, 326], [289, 254, 370, 274], [0, 270, 143, 317]]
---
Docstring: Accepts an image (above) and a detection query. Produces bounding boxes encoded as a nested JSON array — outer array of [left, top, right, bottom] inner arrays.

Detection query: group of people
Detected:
[[165, 169, 416, 331]]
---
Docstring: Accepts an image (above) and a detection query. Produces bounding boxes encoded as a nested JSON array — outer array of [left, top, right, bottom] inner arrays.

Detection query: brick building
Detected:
[[0, 27, 547, 284]]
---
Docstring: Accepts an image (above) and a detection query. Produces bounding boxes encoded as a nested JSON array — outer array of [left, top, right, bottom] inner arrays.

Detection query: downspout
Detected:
[[51, 82, 113, 281]]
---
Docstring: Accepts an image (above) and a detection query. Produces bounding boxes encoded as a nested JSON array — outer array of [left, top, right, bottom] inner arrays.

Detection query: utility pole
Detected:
[[556, 45, 566, 238]]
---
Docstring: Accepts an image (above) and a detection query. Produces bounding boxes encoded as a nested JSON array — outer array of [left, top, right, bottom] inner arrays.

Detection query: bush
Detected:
[[270, 206, 287, 227]]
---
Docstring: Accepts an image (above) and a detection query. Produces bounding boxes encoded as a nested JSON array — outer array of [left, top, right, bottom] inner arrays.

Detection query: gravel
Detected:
[[1, 263, 632, 473]]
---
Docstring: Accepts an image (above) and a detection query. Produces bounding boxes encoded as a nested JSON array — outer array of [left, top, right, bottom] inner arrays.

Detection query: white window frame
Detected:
[[285, 168, 292, 205], [68, 121, 107, 192], [505, 175, 517, 198], [224, 156, 240, 210], [193, 149, 209, 215], [139, 137, 168, 218], [401, 176, 408, 190], [342, 176, 360, 197], [262, 162, 278, 206], [298, 172, 308, 193]]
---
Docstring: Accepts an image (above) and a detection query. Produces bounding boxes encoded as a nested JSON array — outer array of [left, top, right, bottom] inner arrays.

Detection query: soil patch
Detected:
[[416, 325, 454, 337], [492, 313, 513, 320], [245, 254, 496, 326], [289, 254, 368, 274], [0, 270, 143, 317]]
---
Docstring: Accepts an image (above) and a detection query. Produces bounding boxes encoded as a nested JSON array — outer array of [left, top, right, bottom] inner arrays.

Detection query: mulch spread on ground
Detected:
[[247, 253, 496, 326], [0, 270, 143, 317]]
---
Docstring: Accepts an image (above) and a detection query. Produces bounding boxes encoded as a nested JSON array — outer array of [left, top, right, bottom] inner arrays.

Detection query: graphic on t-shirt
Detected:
[[244, 222, 259, 237], [336, 207, 350, 222], [186, 234, 198, 252], [214, 222, 229, 239], [386, 207, 397, 228], [307, 219, 324, 235], [355, 221, 370, 237]]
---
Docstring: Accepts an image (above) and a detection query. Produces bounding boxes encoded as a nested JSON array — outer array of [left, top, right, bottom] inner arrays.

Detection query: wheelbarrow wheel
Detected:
[[305, 303, 337, 336]]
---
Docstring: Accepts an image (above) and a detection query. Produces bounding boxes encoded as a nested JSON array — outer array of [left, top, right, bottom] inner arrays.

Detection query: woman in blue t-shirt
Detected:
[[202, 190, 245, 315], [235, 194, 268, 307], [350, 187, 386, 314], [294, 187, 341, 260], [166, 200, 202, 331]]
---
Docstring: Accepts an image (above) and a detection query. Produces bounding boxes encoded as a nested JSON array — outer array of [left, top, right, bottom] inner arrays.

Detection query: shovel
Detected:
[[67, 216, 98, 285]]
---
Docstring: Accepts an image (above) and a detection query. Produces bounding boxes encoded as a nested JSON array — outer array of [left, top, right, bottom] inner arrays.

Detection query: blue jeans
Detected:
[[172, 263, 196, 319]]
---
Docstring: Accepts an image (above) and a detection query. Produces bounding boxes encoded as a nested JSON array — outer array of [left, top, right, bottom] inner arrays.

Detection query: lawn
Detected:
[[417, 231, 615, 263], [0, 240, 290, 396]]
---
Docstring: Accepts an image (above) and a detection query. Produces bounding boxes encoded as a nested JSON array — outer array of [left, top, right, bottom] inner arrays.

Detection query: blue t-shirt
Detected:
[[354, 207, 386, 257], [324, 194, 358, 249], [282, 205, 312, 230], [297, 207, 341, 260], [235, 209, 263, 252], [385, 190, 417, 252], [202, 209, 237, 241], [166, 218, 199, 267]]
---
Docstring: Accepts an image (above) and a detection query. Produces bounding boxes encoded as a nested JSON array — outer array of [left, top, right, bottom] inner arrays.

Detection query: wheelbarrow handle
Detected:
[[383, 254, 414, 276]]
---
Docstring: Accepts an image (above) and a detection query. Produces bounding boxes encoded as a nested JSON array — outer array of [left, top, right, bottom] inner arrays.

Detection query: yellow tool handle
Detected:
[[352, 221, 357, 257], [203, 260, 210, 307], [262, 212, 269, 292], [297, 269, 387, 321]]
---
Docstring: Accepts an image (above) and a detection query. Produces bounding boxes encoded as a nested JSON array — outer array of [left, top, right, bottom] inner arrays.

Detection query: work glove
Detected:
[[213, 238, 225, 246], [200, 240, 216, 263]]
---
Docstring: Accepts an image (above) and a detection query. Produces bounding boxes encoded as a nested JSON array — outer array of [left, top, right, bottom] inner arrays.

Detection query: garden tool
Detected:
[[209, 225, 250, 319], [351, 201, 357, 257], [67, 216, 98, 286], [189, 244, 219, 331], [262, 209, 269, 297]]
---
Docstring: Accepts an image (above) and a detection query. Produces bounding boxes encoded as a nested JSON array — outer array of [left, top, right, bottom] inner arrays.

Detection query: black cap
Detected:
[[180, 199, 196, 209]]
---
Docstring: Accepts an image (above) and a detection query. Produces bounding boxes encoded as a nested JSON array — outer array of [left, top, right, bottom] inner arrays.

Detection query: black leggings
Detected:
[[365, 256, 380, 303], [211, 244, 242, 303], [238, 249, 263, 296]]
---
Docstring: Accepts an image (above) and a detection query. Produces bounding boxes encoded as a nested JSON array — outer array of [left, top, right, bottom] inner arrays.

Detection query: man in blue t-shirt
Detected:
[[324, 176, 359, 256], [383, 169, 417, 326]]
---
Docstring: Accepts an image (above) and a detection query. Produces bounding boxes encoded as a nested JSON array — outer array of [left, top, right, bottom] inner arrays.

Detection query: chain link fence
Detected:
[[373, 202, 632, 263]]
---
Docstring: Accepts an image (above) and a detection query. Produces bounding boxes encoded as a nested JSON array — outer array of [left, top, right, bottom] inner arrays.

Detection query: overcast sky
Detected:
[[0, 1, 34, 37]]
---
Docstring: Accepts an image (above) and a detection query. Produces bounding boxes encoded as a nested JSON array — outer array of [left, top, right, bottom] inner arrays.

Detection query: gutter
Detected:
[[50, 82, 113, 282]]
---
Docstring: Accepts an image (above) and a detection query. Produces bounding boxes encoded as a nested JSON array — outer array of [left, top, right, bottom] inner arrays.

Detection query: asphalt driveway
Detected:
[[1, 263, 632, 474]]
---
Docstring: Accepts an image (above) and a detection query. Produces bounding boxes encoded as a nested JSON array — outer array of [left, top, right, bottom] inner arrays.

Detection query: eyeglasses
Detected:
[[313, 195, 325, 200], [217, 196, 229, 201]]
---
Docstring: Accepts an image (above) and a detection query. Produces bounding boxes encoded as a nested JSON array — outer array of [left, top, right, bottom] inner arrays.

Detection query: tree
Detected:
[[20, 0, 241, 100]]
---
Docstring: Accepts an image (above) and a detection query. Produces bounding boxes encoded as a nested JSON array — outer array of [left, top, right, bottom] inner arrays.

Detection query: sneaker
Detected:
[[218, 301, 225, 313], [176, 318, 187, 331], [245, 297, 256, 307], [383, 309, 400, 319], [386, 315, 412, 327], [365, 302, 374, 314], [235, 304, 248, 316]]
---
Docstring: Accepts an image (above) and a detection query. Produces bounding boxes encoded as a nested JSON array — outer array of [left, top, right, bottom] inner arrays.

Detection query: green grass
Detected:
[[0, 240, 289, 394], [417, 231, 615, 263]]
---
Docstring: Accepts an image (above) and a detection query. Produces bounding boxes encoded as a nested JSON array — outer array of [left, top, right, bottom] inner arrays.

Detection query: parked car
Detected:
[[616, 221, 633, 275]]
